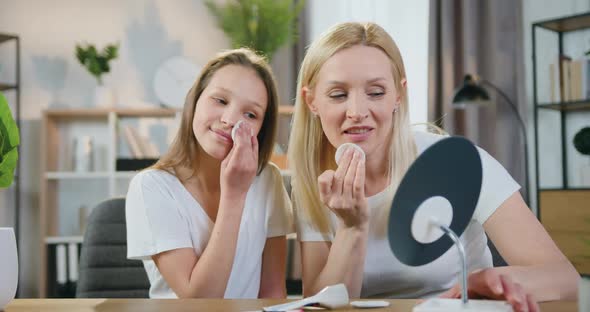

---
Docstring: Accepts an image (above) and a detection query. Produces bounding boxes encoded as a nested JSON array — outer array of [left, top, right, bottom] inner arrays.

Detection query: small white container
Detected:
[[0, 228, 18, 310], [581, 274, 590, 312]]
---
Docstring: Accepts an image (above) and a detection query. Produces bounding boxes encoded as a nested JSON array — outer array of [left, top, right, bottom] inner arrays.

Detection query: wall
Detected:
[[0, 0, 235, 297], [0, 0, 429, 297], [522, 0, 590, 213], [306, 0, 430, 124]]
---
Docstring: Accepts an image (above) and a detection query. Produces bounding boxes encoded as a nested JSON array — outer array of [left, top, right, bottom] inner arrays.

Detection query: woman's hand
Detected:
[[317, 148, 368, 230], [220, 122, 258, 198], [439, 269, 540, 312]]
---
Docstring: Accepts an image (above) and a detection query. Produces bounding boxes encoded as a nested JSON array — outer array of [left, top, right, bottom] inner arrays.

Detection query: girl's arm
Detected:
[[258, 236, 288, 298], [152, 195, 247, 298], [153, 123, 259, 298]]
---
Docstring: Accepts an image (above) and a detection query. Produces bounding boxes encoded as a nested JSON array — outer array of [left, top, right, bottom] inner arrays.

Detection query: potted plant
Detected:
[[0, 91, 19, 310], [75, 42, 119, 107], [205, 0, 304, 60], [573, 127, 590, 185]]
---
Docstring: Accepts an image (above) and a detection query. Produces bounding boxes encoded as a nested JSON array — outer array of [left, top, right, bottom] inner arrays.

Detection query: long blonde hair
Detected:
[[288, 22, 417, 233], [153, 48, 279, 179]]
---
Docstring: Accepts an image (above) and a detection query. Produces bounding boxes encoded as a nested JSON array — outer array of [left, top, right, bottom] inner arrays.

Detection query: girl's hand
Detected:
[[439, 269, 540, 312], [220, 122, 258, 198], [317, 148, 368, 230]]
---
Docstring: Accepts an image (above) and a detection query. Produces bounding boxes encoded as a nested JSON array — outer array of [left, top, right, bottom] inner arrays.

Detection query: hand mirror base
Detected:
[[413, 222, 513, 312]]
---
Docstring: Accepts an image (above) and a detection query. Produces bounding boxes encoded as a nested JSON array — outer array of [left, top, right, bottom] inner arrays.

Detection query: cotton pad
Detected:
[[350, 300, 390, 308], [231, 120, 244, 141], [335, 143, 365, 164]]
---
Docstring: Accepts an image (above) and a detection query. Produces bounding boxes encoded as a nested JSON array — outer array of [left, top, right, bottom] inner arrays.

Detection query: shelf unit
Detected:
[[0, 33, 20, 250], [532, 12, 590, 275], [39, 106, 294, 297]]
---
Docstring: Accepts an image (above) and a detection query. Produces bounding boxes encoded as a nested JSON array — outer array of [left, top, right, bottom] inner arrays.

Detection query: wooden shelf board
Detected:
[[534, 12, 590, 32], [537, 99, 590, 111], [0, 83, 17, 91], [278, 105, 294, 115], [116, 107, 180, 117], [0, 33, 17, 44], [539, 188, 590, 192], [44, 107, 180, 119], [44, 235, 83, 244], [45, 171, 110, 179], [114, 171, 139, 179]]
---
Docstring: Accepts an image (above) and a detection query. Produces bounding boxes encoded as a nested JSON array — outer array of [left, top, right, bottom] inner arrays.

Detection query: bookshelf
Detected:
[[532, 12, 590, 275], [39, 106, 293, 297]]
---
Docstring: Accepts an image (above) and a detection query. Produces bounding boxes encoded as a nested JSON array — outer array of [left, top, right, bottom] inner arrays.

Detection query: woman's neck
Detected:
[[364, 145, 391, 197]]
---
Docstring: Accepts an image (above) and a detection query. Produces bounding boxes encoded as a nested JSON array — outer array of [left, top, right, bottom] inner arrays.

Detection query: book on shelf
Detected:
[[551, 55, 590, 103], [122, 125, 160, 159]]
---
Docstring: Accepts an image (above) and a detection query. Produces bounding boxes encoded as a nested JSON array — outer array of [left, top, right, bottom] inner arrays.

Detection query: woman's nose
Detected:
[[346, 94, 369, 121]]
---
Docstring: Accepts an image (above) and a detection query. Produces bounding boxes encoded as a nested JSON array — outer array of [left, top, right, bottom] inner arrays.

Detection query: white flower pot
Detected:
[[94, 86, 115, 108], [0, 228, 18, 310], [581, 274, 590, 312]]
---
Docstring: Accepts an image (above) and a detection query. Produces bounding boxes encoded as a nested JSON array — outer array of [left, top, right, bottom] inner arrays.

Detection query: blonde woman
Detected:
[[126, 48, 292, 299], [288, 22, 578, 311]]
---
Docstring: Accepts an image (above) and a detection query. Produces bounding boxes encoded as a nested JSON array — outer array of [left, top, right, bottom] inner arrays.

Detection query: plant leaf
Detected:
[[0, 92, 19, 188], [0, 147, 17, 188]]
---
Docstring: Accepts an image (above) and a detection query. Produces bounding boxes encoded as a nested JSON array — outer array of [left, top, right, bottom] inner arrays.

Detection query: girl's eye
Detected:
[[214, 97, 227, 105], [245, 112, 257, 119]]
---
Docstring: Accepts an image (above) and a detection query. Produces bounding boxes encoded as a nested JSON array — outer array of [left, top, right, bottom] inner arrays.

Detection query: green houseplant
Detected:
[[205, 0, 304, 60], [0, 92, 19, 188], [75, 42, 119, 107], [75, 43, 119, 85]]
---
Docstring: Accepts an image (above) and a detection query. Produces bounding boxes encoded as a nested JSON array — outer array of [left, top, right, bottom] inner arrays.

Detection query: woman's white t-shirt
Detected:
[[296, 131, 521, 298], [126, 163, 293, 299]]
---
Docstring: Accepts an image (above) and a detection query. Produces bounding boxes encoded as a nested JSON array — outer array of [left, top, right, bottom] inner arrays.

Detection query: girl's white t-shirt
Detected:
[[126, 163, 293, 299], [296, 131, 521, 298]]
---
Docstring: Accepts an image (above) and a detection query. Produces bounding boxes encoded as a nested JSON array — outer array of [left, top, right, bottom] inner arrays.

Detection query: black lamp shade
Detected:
[[452, 75, 491, 108]]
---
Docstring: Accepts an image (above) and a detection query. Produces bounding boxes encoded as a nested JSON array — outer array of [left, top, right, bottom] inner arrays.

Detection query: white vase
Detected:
[[581, 160, 590, 186], [581, 275, 590, 312], [94, 85, 115, 108], [0, 228, 18, 310]]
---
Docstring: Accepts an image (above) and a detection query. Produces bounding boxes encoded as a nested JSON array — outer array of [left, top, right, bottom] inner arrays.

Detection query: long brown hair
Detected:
[[152, 48, 279, 179]]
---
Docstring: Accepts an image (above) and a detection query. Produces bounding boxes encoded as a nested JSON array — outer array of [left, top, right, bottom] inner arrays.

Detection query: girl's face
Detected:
[[304, 45, 404, 159], [193, 64, 268, 160]]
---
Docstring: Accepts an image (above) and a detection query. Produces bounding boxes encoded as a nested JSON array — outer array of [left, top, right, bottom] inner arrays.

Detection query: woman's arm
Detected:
[[152, 195, 247, 298], [300, 225, 368, 298], [483, 191, 579, 301], [258, 236, 288, 298], [300, 148, 369, 298]]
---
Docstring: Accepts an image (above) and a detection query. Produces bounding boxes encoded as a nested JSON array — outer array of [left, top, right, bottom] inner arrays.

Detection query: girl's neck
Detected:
[[180, 151, 222, 193]]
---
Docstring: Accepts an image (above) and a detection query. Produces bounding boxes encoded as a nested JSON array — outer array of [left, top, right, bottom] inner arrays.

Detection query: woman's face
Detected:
[[192, 64, 268, 160], [304, 45, 404, 159]]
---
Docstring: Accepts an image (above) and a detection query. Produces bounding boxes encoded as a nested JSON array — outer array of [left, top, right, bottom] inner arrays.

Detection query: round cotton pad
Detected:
[[335, 143, 365, 165], [231, 120, 244, 142], [350, 300, 390, 308]]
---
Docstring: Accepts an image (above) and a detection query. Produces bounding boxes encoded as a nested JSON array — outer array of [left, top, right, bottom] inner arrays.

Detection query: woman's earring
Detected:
[[393, 108, 398, 114]]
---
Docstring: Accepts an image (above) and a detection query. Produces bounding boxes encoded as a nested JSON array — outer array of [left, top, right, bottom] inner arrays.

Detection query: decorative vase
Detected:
[[0, 228, 18, 310], [581, 274, 590, 312], [94, 85, 115, 108], [581, 159, 590, 186]]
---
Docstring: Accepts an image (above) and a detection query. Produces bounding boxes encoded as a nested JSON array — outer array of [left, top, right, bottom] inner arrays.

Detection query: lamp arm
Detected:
[[480, 79, 530, 205], [479, 80, 526, 137]]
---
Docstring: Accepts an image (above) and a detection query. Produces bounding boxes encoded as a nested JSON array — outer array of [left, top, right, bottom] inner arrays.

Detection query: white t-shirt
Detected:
[[296, 131, 521, 298], [126, 163, 293, 299]]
